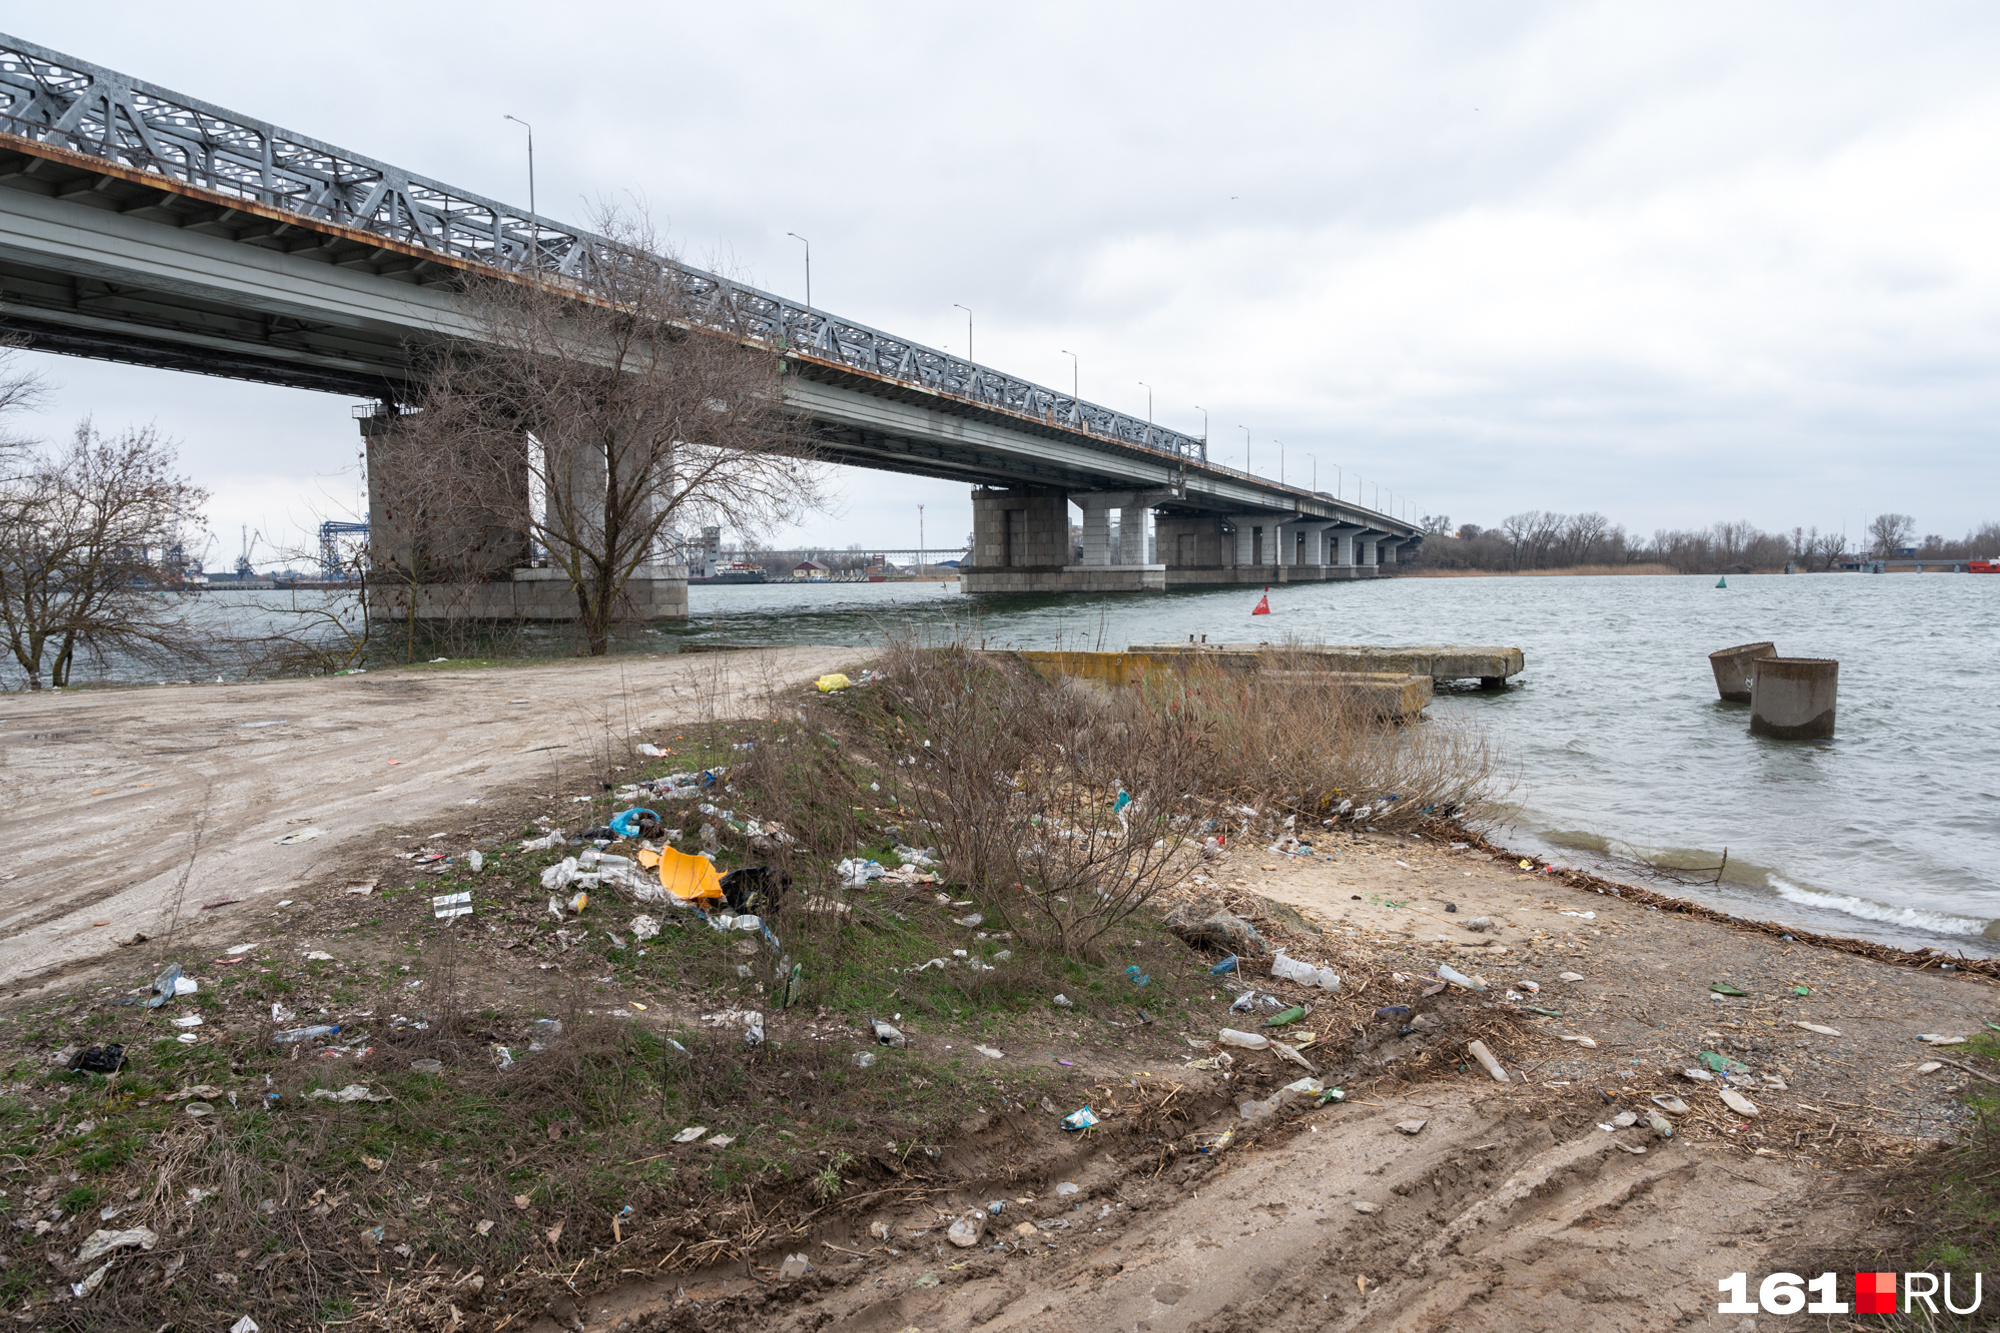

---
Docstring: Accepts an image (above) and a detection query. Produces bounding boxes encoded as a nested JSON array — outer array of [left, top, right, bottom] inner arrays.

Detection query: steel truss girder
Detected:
[[0, 33, 1208, 466]]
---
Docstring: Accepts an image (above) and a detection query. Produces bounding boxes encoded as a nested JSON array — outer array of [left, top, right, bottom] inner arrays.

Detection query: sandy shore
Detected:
[[0, 647, 855, 991]]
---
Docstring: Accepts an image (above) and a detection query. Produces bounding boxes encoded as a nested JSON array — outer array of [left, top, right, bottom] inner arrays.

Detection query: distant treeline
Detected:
[[1412, 511, 2000, 574]]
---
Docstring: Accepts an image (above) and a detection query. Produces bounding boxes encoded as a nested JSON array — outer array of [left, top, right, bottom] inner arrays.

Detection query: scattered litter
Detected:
[[1559, 1035, 1596, 1048], [1055, 1182, 1081, 1197], [171, 1015, 203, 1029], [1052, 994, 1074, 1009], [780, 1252, 813, 1278], [1919, 1034, 1969, 1046], [853, 1051, 877, 1068], [1793, 1022, 1842, 1036], [1060, 1107, 1099, 1131], [946, 1213, 985, 1248], [1681, 1068, 1716, 1082], [1560, 910, 1595, 920], [1698, 1051, 1750, 1074], [1709, 982, 1748, 996], [1918, 1061, 1944, 1073], [230, 1318, 260, 1333], [1718, 1089, 1759, 1117], [1437, 963, 1485, 992], [466, 851, 483, 873], [410, 1060, 442, 1074], [69, 1045, 125, 1074], [815, 673, 853, 692], [1210, 955, 1239, 974], [307, 1084, 392, 1103], [1648, 1113, 1674, 1139], [273, 1025, 339, 1044], [973, 1044, 1005, 1059], [1218, 1028, 1270, 1050], [1395, 1119, 1428, 1136], [304, 951, 334, 962], [1467, 1040, 1509, 1083], [706, 1134, 736, 1148], [275, 828, 324, 845], [673, 1126, 709, 1143], [431, 891, 472, 920], [1558, 971, 1585, 982], [1270, 952, 1340, 990], [1651, 1094, 1688, 1114], [1124, 964, 1152, 988], [1264, 1005, 1307, 1028], [76, 1226, 158, 1264], [871, 1020, 907, 1048], [184, 1102, 214, 1117]]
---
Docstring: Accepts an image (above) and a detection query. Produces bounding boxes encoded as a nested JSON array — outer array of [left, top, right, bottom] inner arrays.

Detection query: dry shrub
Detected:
[[1156, 647, 1505, 830], [846, 640, 1209, 957]]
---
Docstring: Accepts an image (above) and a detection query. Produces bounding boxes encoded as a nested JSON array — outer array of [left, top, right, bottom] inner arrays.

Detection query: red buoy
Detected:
[[1251, 588, 1271, 615]]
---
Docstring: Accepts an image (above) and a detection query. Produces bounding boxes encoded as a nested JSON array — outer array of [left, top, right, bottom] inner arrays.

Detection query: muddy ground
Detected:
[[2, 652, 1994, 1332]]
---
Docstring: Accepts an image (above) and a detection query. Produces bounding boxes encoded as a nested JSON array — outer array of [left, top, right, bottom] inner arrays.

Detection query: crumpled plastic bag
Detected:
[[815, 673, 853, 693]]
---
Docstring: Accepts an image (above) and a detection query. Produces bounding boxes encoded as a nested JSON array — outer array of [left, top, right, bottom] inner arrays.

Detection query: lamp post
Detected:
[[1060, 350, 1078, 403], [1307, 454, 1316, 492], [786, 233, 811, 310], [1239, 425, 1250, 475], [503, 115, 535, 265], [1194, 405, 1208, 462], [1275, 439, 1287, 487], [1138, 381, 1153, 445], [954, 304, 973, 362]]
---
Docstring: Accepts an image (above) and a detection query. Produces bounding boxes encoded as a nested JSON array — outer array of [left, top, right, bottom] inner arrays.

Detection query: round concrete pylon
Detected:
[[1750, 657, 1838, 739], [1708, 641, 1777, 703]]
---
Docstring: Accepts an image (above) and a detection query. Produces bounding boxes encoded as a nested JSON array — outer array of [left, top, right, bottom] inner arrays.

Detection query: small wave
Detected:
[[1767, 878, 1992, 938]]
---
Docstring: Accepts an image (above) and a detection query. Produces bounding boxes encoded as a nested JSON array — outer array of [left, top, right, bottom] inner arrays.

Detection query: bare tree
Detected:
[[0, 337, 45, 469], [0, 420, 211, 689], [402, 211, 824, 654], [1866, 512, 1916, 556]]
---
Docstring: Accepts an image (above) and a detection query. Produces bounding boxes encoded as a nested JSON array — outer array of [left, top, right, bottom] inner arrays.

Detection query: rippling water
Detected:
[[674, 573, 2000, 953]]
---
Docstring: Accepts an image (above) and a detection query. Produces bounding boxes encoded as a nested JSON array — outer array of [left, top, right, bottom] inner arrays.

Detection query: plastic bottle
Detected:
[[1218, 1028, 1271, 1050], [272, 1025, 338, 1044]]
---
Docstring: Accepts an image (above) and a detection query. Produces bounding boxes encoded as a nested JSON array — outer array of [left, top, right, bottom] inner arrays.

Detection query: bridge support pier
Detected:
[[960, 486, 1164, 593], [358, 410, 688, 622]]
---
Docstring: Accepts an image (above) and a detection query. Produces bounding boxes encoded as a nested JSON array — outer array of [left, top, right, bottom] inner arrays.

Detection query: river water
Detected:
[[670, 573, 2000, 955], [31, 574, 1998, 953]]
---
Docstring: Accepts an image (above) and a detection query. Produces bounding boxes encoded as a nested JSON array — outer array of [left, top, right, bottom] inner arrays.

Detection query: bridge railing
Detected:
[[0, 33, 1409, 534]]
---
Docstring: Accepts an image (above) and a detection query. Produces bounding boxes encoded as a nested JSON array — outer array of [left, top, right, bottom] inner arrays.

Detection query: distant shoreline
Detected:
[[1409, 563, 1713, 578]]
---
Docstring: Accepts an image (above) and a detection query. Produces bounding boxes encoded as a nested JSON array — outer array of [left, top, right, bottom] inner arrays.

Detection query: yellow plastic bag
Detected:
[[815, 673, 853, 693], [652, 847, 723, 902]]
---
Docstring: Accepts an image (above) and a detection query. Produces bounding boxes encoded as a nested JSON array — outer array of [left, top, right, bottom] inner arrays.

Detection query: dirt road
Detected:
[[0, 649, 856, 991]]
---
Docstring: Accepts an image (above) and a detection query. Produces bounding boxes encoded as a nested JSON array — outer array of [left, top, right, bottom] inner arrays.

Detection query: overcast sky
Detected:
[[12, 3, 2000, 564]]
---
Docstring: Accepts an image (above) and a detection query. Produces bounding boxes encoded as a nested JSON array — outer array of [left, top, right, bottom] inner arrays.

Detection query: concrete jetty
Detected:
[[1708, 641, 1777, 703], [1750, 657, 1839, 739], [1013, 649, 1435, 717], [1130, 642, 1525, 689]]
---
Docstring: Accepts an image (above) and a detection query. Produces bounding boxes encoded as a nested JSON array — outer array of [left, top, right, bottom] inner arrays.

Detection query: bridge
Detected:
[[0, 34, 1422, 616]]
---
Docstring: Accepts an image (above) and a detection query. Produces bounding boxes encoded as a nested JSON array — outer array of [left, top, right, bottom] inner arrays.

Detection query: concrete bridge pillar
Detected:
[[358, 411, 686, 622], [1088, 496, 1120, 564], [1118, 504, 1149, 566], [961, 486, 1162, 593], [1289, 520, 1337, 570]]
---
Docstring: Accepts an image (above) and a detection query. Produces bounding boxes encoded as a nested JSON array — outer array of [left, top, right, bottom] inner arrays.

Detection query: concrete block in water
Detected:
[[1708, 641, 1777, 703], [1750, 657, 1837, 739]]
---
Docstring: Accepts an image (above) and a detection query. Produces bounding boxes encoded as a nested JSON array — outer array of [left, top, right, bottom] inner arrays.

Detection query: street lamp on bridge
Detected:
[[502, 115, 535, 264], [955, 304, 973, 362], [1137, 381, 1152, 444], [1060, 350, 1078, 404], [1239, 425, 1250, 476], [1194, 405, 1208, 462], [786, 233, 811, 311]]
